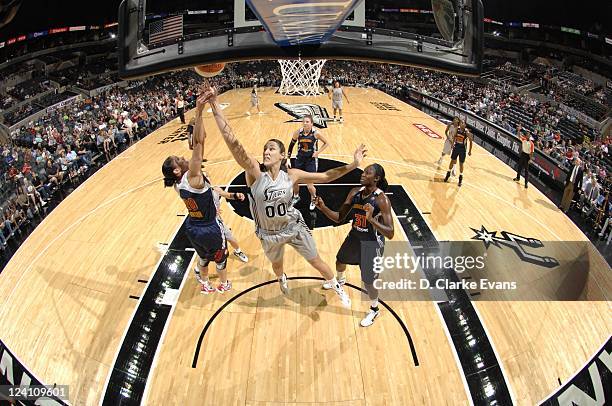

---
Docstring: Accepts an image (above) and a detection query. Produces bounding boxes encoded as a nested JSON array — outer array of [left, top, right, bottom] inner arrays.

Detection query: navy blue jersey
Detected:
[[349, 187, 384, 240], [296, 128, 318, 159], [454, 127, 468, 146], [174, 173, 219, 223]]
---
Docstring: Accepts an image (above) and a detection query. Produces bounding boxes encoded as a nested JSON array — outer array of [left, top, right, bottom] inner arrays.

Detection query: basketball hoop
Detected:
[[278, 59, 326, 96]]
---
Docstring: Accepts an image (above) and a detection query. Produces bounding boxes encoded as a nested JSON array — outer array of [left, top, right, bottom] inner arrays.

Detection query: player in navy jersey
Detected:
[[161, 89, 231, 295], [315, 163, 394, 327], [444, 120, 473, 187], [287, 115, 330, 210]]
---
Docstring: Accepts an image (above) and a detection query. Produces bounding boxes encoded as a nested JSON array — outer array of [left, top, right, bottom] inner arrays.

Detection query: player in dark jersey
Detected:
[[444, 120, 473, 187], [161, 89, 231, 295], [287, 115, 330, 210], [315, 164, 394, 327]]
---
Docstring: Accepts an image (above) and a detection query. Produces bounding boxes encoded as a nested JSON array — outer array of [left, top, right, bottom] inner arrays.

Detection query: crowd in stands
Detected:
[[0, 58, 610, 254], [5, 79, 52, 102], [0, 69, 236, 250], [319, 60, 611, 244]]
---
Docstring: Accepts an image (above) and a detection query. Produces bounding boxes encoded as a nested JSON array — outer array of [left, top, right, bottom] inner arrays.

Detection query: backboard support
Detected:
[[118, 0, 483, 80]]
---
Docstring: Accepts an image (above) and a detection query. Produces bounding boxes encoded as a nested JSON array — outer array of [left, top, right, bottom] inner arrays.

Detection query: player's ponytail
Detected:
[[162, 157, 179, 187], [372, 163, 388, 192]]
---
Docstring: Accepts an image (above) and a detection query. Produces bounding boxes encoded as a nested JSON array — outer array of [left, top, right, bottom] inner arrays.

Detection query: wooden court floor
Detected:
[[0, 87, 609, 405]]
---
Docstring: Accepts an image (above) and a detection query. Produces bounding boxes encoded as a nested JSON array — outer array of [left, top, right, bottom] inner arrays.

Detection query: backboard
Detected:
[[118, 0, 483, 80]]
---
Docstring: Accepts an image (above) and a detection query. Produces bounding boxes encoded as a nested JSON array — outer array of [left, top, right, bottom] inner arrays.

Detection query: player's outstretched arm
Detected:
[[315, 187, 359, 223], [212, 186, 245, 201], [203, 85, 261, 180], [290, 144, 366, 185], [187, 91, 207, 186]]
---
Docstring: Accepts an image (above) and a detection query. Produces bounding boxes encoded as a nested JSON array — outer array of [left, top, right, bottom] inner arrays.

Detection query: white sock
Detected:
[[371, 298, 379, 309], [327, 277, 340, 289], [234, 248, 242, 253], [337, 271, 345, 280]]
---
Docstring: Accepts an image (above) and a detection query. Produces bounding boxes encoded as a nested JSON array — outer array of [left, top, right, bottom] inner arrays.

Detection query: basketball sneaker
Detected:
[[333, 285, 351, 308], [444, 171, 451, 182], [233, 249, 248, 263], [279, 273, 290, 295], [458, 175, 463, 187], [322, 275, 346, 290], [200, 281, 216, 294], [309, 199, 317, 211], [194, 270, 205, 285], [291, 194, 300, 207], [216, 280, 232, 294], [246, 111, 251, 116], [360, 307, 380, 327]]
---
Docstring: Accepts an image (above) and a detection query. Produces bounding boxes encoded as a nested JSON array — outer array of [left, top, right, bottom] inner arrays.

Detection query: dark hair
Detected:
[[303, 114, 313, 123], [162, 157, 178, 187], [260, 139, 288, 172], [371, 163, 388, 192]]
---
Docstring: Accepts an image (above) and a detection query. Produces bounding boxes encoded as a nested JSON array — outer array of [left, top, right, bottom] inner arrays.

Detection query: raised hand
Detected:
[[314, 196, 326, 209], [201, 81, 218, 104], [353, 144, 367, 167]]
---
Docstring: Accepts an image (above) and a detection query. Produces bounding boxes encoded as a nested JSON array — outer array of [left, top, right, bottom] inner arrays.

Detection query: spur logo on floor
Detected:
[[158, 126, 190, 144], [470, 226, 560, 268], [275, 102, 330, 128], [370, 102, 401, 111]]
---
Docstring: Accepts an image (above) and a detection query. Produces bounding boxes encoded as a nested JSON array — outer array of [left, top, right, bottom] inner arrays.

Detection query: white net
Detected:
[[278, 59, 327, 96]]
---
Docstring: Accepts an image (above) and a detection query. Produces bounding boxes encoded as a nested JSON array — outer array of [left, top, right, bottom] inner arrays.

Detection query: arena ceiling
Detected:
[[0, 0, 610, 39]]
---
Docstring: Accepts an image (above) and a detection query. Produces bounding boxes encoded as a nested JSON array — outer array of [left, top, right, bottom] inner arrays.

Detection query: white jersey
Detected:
[[332, 87, 343, 102], [446, 124, 457, 142], [248, 170, 303, 235]]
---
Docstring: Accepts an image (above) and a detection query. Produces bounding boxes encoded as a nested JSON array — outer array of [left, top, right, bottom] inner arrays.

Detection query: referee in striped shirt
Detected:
[[513, 126, 534, 189]]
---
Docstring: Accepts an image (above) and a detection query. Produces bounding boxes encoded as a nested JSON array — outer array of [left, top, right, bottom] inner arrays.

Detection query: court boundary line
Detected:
[[140, 253, 195, 405], [391, 190, 473, 403], [97, 217, 186, 405], [434, 303, 474, 406]]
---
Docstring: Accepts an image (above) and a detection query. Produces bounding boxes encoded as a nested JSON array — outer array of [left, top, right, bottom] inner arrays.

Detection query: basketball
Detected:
[[194, 63, 225, 78]]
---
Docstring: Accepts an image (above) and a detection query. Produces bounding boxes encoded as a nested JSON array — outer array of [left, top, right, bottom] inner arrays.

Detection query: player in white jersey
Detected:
[[437, 117, 459, 176], [329, 81, 349, 122], [246, 86, 262, 116], [204, 84, 365, 308]]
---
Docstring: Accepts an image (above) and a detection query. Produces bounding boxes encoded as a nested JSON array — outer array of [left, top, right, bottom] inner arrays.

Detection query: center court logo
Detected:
[[275, 102, 330, 128], [470, 225, 560, 268]]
